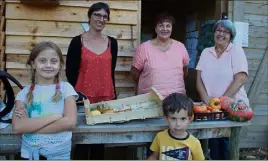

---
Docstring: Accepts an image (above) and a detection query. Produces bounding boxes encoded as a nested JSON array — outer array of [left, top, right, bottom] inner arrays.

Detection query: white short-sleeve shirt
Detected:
[[15, 81, 78, 158]]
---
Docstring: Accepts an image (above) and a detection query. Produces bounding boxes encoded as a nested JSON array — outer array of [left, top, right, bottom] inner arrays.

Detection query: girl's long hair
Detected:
[[26, 41, 65, 106]]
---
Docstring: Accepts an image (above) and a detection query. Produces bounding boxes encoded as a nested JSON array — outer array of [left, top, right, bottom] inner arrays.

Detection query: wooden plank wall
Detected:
[[229, 0, 268, 148], [5, 0, 140, 99], [0, 0, 6, 99]]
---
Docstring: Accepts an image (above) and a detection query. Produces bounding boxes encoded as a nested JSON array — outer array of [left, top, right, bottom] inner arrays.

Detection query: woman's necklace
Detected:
[[215, 43, 230, 57], [156, 38, 171, 52]]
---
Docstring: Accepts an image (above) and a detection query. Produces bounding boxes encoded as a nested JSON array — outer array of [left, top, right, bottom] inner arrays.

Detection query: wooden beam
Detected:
[[0, 1, 4, 17], [136, 1, 141, 45], [5, 35, 136, 56], [247, 47, 268, 104], [6, 0, 139, 11], [6, 20, 138, 40], [233, 1, 244, 21], [214, 0, 228, 20], [6, 3, 138, 25]]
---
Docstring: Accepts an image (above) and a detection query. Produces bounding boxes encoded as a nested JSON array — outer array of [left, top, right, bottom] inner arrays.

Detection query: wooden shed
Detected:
[[1, 0, 268, 149]]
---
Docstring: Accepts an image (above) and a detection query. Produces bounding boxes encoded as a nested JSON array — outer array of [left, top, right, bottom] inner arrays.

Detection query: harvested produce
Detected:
[[90, 110, 101, 115], [208, 98, 221, 110], [227, 100, 254, 122], [219, 96, 235, 110]]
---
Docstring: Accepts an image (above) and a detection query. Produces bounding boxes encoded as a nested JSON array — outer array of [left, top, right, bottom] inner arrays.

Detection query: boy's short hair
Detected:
[[162, 93, 194, 117]]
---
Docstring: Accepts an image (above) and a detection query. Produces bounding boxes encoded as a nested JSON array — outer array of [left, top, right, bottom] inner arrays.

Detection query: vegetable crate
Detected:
[[193, 111, 228, 122], [193, 102, 228, 122], [84, 88, 164, 125]]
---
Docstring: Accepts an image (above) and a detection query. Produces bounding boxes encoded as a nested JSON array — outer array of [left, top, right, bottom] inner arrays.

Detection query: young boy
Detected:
[[148, 93, 205, 160]]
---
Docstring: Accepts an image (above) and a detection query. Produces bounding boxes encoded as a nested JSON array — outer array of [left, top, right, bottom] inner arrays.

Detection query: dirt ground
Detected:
[[240, 147, 268, 160]]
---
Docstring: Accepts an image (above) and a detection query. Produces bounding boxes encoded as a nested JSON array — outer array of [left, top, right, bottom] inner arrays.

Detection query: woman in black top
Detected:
[[65, 2, 118, 160]]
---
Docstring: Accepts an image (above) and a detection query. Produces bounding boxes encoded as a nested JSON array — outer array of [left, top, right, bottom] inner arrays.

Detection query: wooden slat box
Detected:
[[84, 88, 164, 125]]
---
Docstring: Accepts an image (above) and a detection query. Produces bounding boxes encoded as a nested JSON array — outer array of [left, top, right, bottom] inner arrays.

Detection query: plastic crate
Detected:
[[193, 111, 228, 122]]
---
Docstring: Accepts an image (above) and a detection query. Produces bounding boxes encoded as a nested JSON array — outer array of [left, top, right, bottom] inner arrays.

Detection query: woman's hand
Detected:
[[14, 105, 28, 118], [202, 96, 214, 105]]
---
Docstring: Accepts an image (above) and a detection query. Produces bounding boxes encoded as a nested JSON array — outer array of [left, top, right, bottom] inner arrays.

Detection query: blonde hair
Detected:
[[26, 41, 65, 106]]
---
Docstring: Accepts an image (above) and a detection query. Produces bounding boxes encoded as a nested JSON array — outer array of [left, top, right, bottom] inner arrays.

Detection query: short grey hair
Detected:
[[213, 19, 236, 41]]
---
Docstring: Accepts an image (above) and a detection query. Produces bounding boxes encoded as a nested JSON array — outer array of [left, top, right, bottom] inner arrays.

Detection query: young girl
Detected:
[[12, 41, 78, 160]]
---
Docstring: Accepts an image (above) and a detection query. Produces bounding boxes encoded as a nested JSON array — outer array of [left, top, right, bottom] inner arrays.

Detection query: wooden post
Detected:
[[200, 139, 209, 159], [136, 145, 147, 160], [229, 127, 242, 160]]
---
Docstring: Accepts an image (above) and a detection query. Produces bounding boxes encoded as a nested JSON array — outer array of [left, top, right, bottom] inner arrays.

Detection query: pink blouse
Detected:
[[196, 43, 249, 106], [132, 40, 189, 98]]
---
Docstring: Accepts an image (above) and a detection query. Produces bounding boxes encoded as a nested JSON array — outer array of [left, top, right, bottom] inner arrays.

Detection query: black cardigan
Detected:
[[65, 34, 118, 98]]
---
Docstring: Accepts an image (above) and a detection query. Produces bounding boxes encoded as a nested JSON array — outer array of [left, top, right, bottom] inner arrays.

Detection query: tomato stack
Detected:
[[193, 98, 228, 121]]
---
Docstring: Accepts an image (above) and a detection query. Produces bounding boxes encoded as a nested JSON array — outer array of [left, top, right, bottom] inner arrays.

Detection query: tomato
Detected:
[[194, 105, 207, 113], [207, 106, 213, 111]]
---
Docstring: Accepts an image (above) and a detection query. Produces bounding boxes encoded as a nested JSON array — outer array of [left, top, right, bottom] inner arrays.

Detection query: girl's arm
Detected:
[[223, 72, 247, 98], [36, 96, 77, 133], [12, 101, 63, 134], [196, 70, 210, 103]]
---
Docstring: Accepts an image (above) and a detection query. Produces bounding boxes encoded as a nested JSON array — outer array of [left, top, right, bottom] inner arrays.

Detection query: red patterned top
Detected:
[[75, 37, 115, 103]]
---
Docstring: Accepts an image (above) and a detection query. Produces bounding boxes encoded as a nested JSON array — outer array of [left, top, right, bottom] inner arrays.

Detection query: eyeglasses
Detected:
[[92, 13, 108, 21], [215, 29, 230, 35]]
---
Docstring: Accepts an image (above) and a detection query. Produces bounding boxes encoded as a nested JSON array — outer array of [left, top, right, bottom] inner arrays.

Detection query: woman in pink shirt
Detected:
[[131, 12, 189, 99], [196, 17, 249, 160]]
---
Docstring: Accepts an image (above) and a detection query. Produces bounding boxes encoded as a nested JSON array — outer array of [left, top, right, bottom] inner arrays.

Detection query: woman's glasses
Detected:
[[215, 29, 230, 35], [93, 13, 108, 21]]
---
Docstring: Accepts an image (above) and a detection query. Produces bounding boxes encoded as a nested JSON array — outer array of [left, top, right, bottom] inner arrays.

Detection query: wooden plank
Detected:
[[6, 0, 139, 11], [0, 32, 5, 49], [0, 1, 4, 17], [228, 1, 233, 21], [244, 2, 268, 16], [248, 26, 268, 38], [6, 20, 138, 40], [136, 1, 141, 46], [5, 3, 138, 25], [233, 1, 244, 21], [5, 36, 136, 57], [248, 59, 262, 71], [6, 69, 135, 88], [5, 58, 132, 72], [5, 54, 133, 67], [240, 126, 268, 148], [11, 86, 135, 99], [256, 93, 268, 104], [260, 82, 268, 94], [244, 0, 268, 4], [248, 47, 268, 104], [214, 0, 228, 19], [0, 16, 5, 32], [0, 128, 231, 154], [248, 37, 268, 49], [0, 116, 251, 134], [244, 48, 266, 60], [244, 14, 268, 27], [0, 46, 5, 61]]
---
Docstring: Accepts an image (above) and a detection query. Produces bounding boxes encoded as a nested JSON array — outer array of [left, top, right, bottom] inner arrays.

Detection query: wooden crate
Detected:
[[84, 88, 164, 125]]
